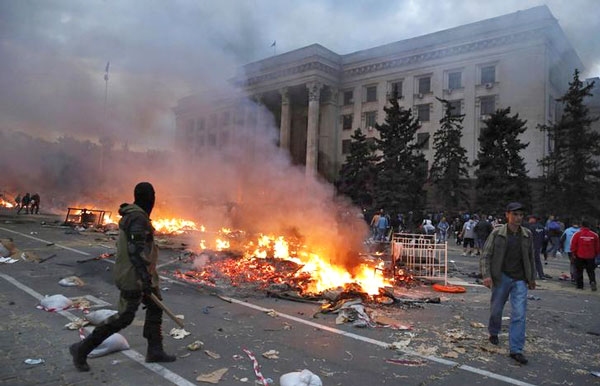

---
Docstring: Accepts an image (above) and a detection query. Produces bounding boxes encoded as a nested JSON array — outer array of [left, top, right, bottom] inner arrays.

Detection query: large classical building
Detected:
[[174, 5, 586, 182]]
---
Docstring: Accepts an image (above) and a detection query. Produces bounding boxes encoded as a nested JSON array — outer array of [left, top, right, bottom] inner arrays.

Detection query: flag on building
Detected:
[[270, 40, 276, 47]]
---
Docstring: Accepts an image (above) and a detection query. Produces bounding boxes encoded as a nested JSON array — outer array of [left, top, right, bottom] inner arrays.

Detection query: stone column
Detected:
[[279, 87, 291, 150], [305, 82, 322, 177]]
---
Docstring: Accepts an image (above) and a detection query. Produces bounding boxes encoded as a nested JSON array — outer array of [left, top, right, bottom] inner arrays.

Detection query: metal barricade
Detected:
[[391, 233, 448, 284]]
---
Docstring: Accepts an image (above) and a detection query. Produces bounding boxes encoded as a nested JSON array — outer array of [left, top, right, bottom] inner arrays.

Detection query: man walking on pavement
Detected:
[[570, 219, 600, 291], [526, 215, 550, 280], [69, 182, 176, 371], [480, 202, 535, 365]]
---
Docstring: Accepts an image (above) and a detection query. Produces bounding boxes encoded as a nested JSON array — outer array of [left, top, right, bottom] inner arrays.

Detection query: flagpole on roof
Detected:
[[271, 40, 276, 56], [103, 61, 110, 117], [101, 60, 110, 177]]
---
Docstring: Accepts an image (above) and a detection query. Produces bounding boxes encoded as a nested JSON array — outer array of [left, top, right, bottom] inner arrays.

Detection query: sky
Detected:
[[0, 0, 599, 151]]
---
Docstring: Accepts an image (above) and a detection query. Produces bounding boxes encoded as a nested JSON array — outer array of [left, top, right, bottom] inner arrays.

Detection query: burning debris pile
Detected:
[[168, 230, 435, 310]]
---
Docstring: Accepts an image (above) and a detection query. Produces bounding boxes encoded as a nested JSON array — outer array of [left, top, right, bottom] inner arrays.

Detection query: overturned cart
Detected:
[[64, 208, 111, 227], [391, 233, 448, 285]]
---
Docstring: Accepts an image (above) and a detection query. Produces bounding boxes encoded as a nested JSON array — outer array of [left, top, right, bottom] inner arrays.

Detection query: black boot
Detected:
[[69, 327, 112, 372], [69, 338, 96, 372], [145, 325, 176, 363]]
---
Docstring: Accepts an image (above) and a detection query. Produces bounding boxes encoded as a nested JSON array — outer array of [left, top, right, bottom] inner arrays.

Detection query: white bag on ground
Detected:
[[85, 309, 119, 325], [280, 369, 323, 386], [0, 242, 10, 257], [39, 294, 73, 311], [88, 333, 129, 358]]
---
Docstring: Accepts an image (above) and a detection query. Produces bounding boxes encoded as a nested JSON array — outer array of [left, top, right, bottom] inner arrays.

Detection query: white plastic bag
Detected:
[[39, 294, 73, 311], [0, 242, 10, 257], [280, 369, 323, 386], [58, 276, 85, 287], [88, 333, 129, 358], [85, 309, 119, 325]]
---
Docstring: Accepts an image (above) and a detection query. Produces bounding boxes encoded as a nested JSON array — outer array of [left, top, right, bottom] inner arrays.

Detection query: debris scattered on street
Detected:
[[0, 257, 19, 263], [24, 358, 45, 365], [385, 358, 427, 366], [280, 369, 323, 386], [58, 276, 85, 287], [87, 332, 130, 358], [65, 318, 89, 330], [37, 294, 73, 312], [196, 368, 228, 384], [204, 350, 221, 359], [261, 349, 279, 359], [187, 340, 204, 351], [85, 309, 118, 325], [169, 327, 190, 339], [243, 348, 271, 386], [470, 321, 486, 328]]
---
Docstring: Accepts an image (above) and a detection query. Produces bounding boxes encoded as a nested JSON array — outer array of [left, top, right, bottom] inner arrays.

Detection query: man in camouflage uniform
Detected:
[[69, 182, 175, 371]]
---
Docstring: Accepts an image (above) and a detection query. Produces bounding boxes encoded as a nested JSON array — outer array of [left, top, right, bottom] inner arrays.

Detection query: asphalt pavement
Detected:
[[1, 209, 599, 386]]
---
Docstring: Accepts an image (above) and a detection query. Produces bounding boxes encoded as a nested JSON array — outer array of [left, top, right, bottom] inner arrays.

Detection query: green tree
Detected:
[[538, 70, 600, 218], [373, 96, 427, 215], [429, 98, 470, 212], [474, 107, 531, 214], [336, 128, 379, 208]]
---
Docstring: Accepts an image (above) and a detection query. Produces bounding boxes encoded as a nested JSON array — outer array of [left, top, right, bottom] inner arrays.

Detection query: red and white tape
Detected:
[[243, 348, 269, 386]]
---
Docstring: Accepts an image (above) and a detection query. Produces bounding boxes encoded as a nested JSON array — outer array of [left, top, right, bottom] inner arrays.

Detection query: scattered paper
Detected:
[[0, 257, 18, 264], [470, 321, 486, 328], [204, 350, 221, 359], [65, 318, 89, 330], [196, 368, 228, 384], [262, 349, 279, 359]]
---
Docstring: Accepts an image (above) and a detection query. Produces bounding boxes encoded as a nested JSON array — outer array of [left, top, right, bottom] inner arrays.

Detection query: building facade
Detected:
[[174, 6, 584, 182]]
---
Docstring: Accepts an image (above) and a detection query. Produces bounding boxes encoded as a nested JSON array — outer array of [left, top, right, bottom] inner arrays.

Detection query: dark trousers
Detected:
[[574, 258, 596, 288], [80, 288, 163, 354], [533, 248, 545, 279]]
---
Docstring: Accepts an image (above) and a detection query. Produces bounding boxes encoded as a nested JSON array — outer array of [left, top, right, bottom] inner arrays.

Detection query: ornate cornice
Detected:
[[235, 28, 546, 88], [344, 29, 545, 78], [239, 61, 340, 87]]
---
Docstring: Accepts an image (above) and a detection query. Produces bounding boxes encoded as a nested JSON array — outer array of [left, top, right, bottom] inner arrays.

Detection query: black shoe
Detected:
[[146, 347, 176, 363], [510, 353, 528, 365], [544, 274, 553, 279], [69, 342, 90, 372], [489, 335, 499, 345], [591, 282, 597, 292], [538, 276, 546, 281]]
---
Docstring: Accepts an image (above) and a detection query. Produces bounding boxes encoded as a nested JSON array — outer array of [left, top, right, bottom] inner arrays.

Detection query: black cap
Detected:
[[506, 202, 524, 212]]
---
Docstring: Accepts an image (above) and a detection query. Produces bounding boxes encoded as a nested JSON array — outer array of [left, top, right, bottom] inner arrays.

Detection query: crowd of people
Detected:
[[366, 204, 599, 366], [14, 192, 41, 214]]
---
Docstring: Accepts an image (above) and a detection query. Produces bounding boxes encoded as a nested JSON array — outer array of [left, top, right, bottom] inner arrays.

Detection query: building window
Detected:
[[247, 111, 257, 127], [390, 81, 403, 99], [207, 133, 217, 146], [365, 111, 377, 129], [343, 90, 354, 105], [449, 100, 461, 116], [480, 96, 495, 115], [365, 85, 377, 102], [481, 65, 496, 84], [448, 72, 461, 90], [196, 118, 205, 131], [221, 111, 231, 126], [235, 110, 245, 125], [342, 139, 352, 155], [418, 77, 431, 94], [417, 132, 430, 150], [342, 114, 353, 131], [417, 104, 430, 122]]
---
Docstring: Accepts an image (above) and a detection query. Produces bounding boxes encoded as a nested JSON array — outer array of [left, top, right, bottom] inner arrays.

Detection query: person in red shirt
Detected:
[[570, 220, 600, 291]]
